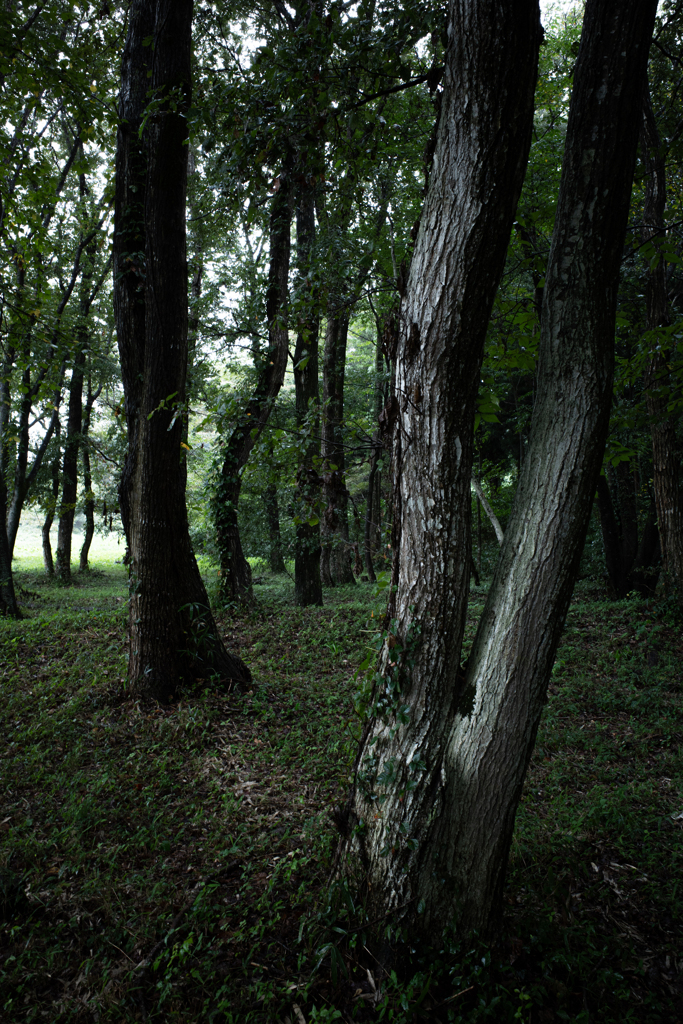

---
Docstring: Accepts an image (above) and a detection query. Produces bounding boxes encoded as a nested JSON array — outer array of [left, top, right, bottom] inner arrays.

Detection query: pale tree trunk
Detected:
[[339, 0, 656, 943], [641, 86, 683, 603], [113, 0, 250, 701]]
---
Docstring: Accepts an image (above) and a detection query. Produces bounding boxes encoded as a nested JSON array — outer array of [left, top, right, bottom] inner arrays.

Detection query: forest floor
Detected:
[[0, 556, 682, 1023]]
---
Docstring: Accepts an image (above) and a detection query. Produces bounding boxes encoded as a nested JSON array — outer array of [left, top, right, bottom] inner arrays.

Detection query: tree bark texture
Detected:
[[293, 184, 323, 606], [114, 0, 250, 700], [641, 87, 683, 603], [340, 0, 656, 942], [214, 172, 291, 604]]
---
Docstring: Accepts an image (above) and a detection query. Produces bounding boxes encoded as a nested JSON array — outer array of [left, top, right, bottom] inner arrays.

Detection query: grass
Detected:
[[0, 553, 682, 1022]]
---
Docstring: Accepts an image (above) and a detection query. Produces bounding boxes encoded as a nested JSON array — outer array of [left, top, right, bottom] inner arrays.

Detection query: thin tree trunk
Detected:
[[339, 0, 655, 943], [364, 442, 379, 583], [214, 167, 292, 604], [79, 381, 101, 572], [641, 86, 683, 603], [321, 310, 355, 585], [471, 474, 504, 546], [56, 168, 94, 582], [55, 347, 85, 581], [42, 421, 61, 576], [0, 345, 20, 616], [293, 182, 323, 606], [113, 0, 250, 700], [264, 483, 286, 573]]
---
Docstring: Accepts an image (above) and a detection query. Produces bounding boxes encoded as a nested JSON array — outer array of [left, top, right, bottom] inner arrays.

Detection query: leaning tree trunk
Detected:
[[641, 86, 683, 604], [293, 183, 323, 606], [113, 0, 250, 700], [214, 169, 291, 604], [339, 0, 656, 943]]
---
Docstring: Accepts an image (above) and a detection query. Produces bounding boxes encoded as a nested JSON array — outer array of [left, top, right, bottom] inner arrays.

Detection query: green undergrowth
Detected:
[[0, 564, 681, 1022]]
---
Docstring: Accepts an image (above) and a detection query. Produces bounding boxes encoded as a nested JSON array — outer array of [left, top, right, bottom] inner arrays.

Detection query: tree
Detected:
[[641, 83, 683, 603], [338, 0, 657, 943], [113, 0, 250, 700]]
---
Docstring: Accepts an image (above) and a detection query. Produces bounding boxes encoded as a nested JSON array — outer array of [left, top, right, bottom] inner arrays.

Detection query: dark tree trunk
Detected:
[[321, 310, 355, 585], [42, 421, 62, 576], [364, 443, 379, 583], [293, 183, 323, 606], [641, 86, 683, 603], [56, 169, 95, 582], [0, 346, 20, 616], [364, 322, 388, 582], [214, 169, 292, 605], [7, 375, 61, 558], [79, 381, 100, 572], [55, 345, 85, 581], [596, 463, 660, 597], [264, 483, 286, 573], [339, 0, 655, 943], [113, 0, 250, 700]]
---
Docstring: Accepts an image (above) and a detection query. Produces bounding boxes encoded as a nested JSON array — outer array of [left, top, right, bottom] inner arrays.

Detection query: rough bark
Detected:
[[214, 170, 291, 604], [641, 86, 683, 603], [293, 183, 323, 607], [339, 0, 655, 943], [114, 0, 250, 700]]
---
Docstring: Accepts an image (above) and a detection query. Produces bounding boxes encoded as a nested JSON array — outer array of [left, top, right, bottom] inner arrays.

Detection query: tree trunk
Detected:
[[55, 345, 85, 581], [264, 483, 286, 573], [42, 422, 62, 576], [641, 86, 683, 603], [79, 381, 100, 572], [214, 166, 292, 605], [113, 0, 250, 701], [56, 169, 94, 582], [0, 346, 20, 616], [596, 462, 659, 597], [339, 0, 655, 944], [321, 310, 355, 585], [293, 183, 323, 606]]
